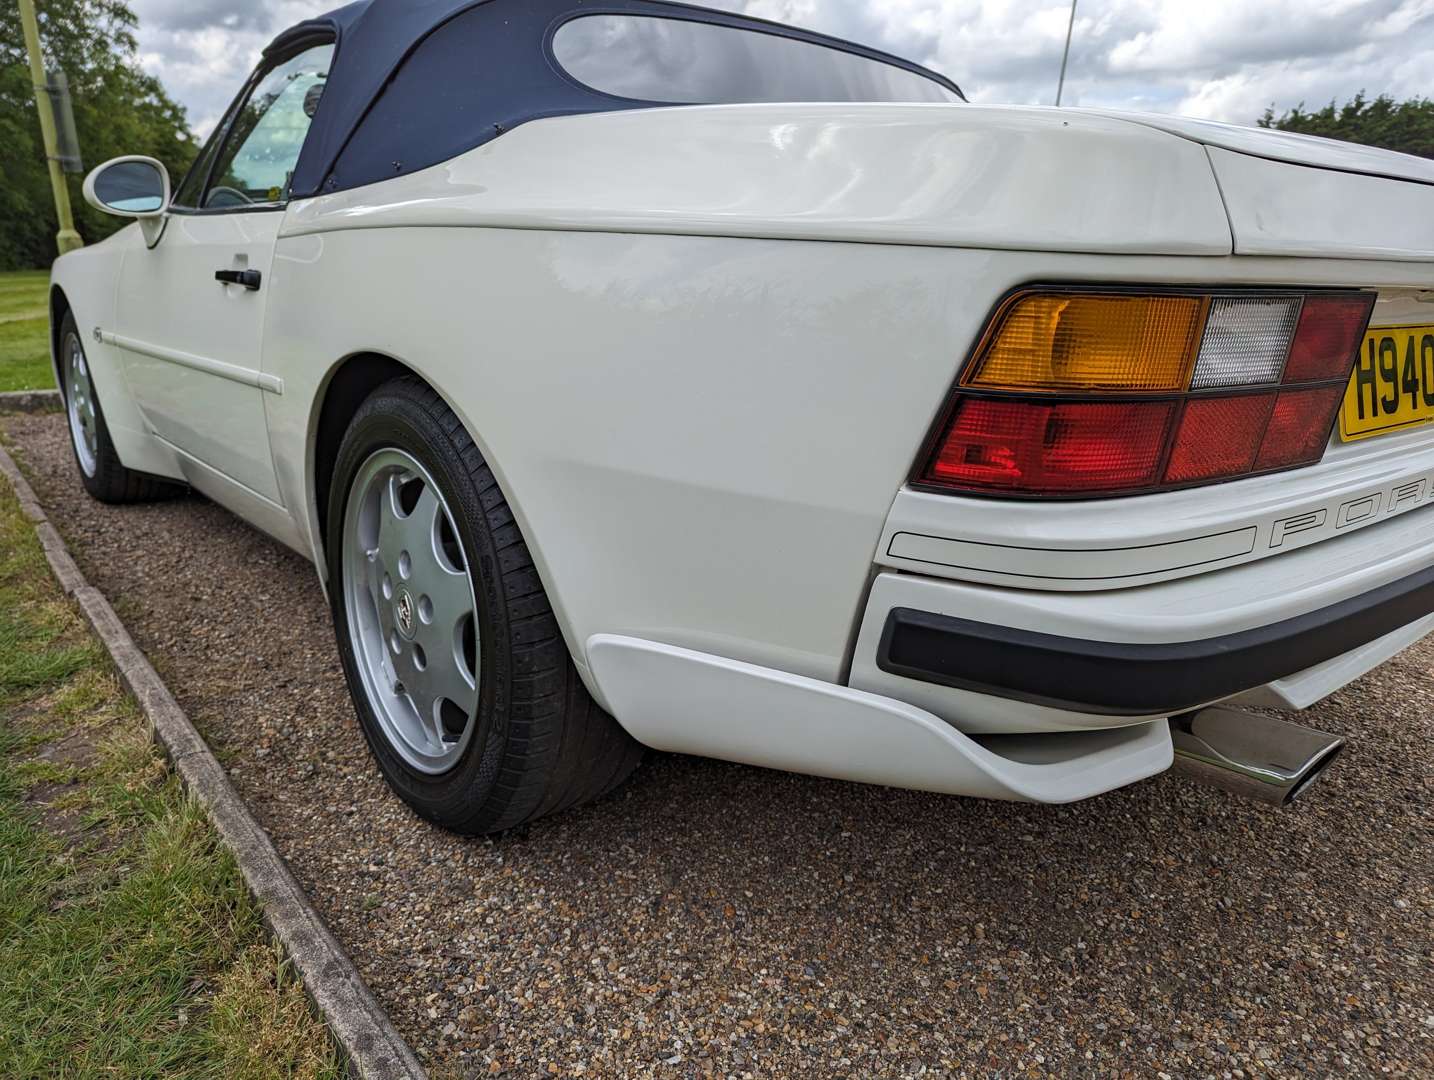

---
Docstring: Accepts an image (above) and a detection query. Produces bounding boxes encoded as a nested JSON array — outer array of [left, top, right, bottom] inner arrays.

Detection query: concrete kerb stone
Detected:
[[0, 389, 62, 415], [0, 438, 46, 522], [36, 521, 85, 595]]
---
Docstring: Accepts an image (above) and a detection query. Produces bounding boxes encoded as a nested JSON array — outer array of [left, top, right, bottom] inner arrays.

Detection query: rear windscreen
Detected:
[[552, 15, 960, 105]]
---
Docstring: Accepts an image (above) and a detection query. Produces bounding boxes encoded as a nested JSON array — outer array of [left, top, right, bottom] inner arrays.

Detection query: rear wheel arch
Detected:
[[311, 351, 411, 560], [318, 371, 644, 831], [308, 354, 583, 678]]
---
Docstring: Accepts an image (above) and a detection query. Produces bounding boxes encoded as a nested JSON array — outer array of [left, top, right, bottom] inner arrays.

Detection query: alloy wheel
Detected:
[[341, 447, 480, 773], [65, 334, 98, 477]]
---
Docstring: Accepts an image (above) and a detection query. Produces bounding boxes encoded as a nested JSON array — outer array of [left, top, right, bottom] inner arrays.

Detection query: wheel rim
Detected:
[[341, 448, 481, 774], [65, 334, 98, 477]]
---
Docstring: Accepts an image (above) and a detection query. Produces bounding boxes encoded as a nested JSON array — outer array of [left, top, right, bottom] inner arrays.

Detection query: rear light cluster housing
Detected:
[[916, 287, 1376, 498]]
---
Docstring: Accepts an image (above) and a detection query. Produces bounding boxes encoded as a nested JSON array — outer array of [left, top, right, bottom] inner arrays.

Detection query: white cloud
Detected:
[[726, 0, 1434, 120], [128, 0, 1434, 137], [130, 0, 332, 136]]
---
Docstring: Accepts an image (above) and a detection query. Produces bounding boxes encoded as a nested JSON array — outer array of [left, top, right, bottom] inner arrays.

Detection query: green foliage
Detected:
[[0, 0, 197, 270], [1258, 92, 1434, 160]]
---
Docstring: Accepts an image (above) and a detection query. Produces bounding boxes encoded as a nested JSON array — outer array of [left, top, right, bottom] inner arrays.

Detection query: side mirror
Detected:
[[82, 156, 171, 244]]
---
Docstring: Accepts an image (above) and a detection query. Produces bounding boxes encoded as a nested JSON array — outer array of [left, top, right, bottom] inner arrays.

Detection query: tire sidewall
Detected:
[[326, 387, 512, 822]]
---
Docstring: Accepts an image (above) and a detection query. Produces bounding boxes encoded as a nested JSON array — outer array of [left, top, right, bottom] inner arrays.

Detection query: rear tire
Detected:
[[327, 375, 643, 834], [58, 312, 182, 503]]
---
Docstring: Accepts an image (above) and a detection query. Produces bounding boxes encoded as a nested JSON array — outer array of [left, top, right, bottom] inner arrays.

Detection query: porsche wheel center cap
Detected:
[[394, 588, 416, 639]]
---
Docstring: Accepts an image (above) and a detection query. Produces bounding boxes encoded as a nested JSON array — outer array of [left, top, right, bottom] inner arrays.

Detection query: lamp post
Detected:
[[1055, 0, 1078, 107], [17, 0, 83, 255]]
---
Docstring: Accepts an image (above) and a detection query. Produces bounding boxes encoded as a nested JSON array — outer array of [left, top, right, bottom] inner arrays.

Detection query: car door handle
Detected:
[[214, 268, 262, 291]]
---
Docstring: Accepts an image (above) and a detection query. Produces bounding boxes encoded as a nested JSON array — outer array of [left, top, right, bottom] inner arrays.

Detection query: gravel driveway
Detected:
[[5, 411, 1432, 1079]]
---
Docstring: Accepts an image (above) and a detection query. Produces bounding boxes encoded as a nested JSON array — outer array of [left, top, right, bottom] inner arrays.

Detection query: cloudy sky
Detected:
[[129, 0, 1434, 138]]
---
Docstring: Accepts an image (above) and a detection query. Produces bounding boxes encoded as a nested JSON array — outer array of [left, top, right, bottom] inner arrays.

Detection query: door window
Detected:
[[200, 43, 334, 210]]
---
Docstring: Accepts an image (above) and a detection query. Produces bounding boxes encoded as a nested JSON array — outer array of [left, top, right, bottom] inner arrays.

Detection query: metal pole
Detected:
[[17, 0, 83, 255], [1055, 0, 1078, 107]]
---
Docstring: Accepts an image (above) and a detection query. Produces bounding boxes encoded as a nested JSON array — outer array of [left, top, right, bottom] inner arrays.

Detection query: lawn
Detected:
[[0, 471, 340, 1078], [0, 270, 56, 392]]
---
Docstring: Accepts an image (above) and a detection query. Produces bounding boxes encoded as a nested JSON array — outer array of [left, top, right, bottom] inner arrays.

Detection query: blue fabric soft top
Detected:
[[268, 0, 965, 200]]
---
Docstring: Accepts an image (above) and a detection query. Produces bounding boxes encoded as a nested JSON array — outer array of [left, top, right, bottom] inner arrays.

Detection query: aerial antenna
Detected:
[[1055, 0, 1077, 106]]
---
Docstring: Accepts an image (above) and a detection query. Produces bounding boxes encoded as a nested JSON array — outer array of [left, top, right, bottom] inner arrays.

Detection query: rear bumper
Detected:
[[876, 560, 1434, 716], [850, 499, 1434, 733], [583, 507, 1434, 804]]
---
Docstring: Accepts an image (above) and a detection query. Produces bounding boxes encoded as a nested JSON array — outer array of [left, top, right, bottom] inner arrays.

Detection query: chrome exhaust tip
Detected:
[[1170, 706, 1344, 807]]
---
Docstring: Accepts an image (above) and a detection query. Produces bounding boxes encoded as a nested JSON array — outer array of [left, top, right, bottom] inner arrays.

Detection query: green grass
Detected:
[[0, 270, 54, 392], [0, 475, 342, 1079], [0, 270, 48, 321]]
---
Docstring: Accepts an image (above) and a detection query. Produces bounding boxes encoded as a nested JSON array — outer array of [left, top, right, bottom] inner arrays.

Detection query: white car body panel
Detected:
[[1071, 108, 1434, 185], [113, 212, 285, 501], [48, 99, 1434, 802], [588, 635, 1173, 802], [283, 104, 1234, 256], [1207, 147, 1434, 262], [264, 225, 970, 685], [45, 227, 180, 480]]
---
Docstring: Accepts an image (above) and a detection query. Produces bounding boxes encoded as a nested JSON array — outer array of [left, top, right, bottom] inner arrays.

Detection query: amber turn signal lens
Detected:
[[964, 293, 1207, 392]]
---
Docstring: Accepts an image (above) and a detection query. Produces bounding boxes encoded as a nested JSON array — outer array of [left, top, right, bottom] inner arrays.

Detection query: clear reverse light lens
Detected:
[[1190, 296, 1302, 389]]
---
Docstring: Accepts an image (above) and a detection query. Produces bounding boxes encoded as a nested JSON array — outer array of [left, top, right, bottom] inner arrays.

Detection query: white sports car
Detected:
[[53, 0, 1434, 832]]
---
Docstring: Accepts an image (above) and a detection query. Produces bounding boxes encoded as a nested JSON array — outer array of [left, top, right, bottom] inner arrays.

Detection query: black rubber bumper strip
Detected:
[[876, 561, 1434, 716]]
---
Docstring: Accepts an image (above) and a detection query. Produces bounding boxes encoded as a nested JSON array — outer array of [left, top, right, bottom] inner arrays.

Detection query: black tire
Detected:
[[326, 376, 643, 834], [57, 312, 182, 504]]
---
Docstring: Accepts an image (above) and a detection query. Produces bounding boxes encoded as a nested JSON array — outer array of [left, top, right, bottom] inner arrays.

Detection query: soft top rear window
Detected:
[[552, 14, 960, 105]]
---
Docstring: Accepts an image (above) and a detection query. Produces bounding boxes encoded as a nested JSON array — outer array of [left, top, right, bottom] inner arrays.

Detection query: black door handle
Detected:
[[215, 268, 262, 291]]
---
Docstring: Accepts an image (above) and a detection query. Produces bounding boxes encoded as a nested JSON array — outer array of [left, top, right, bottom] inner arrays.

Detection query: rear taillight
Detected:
[[919, 288, 1376, 498]]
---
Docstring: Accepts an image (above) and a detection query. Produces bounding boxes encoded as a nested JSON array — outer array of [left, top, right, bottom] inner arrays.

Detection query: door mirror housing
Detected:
[[82, 156, 171, 244]]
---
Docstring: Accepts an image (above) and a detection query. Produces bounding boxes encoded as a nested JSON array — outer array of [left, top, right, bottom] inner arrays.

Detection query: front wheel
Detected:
[[327, 376, 643, 834], [59, 312, 181, 503]]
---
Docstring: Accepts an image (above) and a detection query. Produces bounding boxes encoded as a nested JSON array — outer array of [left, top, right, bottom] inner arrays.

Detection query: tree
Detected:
[[0, 0, 196, 269], [1258, 92, 1434, 160]]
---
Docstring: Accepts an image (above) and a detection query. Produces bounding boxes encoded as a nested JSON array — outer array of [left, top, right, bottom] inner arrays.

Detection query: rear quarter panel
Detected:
[[262, 229, 1434, 702], [262, 226, 998, 687]]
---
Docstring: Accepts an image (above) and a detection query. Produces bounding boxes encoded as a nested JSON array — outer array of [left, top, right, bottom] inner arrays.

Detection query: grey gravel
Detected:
[[5, 411, 1433, 1078]]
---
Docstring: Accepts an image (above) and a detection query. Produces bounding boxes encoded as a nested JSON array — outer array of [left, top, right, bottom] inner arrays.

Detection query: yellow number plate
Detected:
[[1339, 325, 1434, 442]]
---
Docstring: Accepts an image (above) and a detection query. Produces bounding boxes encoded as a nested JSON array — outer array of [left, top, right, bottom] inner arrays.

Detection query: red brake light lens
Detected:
[[928, 399, 1174, 493], [1164, 394, 1274, 484], [1284, 294, 1377, 383], [919, 288, 1375, 498], [1254, 386, 1347, 470]]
